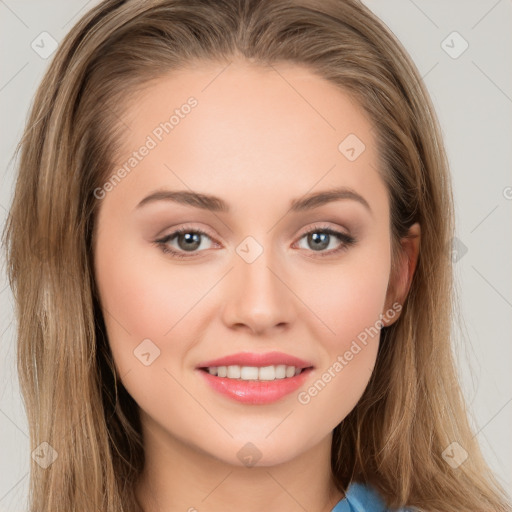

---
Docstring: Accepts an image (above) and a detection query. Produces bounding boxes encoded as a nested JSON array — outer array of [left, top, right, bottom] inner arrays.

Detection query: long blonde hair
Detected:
[[4, 0, 510, 510]]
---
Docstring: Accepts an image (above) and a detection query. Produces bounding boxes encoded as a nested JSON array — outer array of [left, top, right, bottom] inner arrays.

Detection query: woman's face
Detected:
[[93, 60, 403, 467]]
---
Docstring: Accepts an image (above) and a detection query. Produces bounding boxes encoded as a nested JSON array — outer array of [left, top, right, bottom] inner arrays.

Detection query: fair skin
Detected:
[[93, 60, 420, 512]]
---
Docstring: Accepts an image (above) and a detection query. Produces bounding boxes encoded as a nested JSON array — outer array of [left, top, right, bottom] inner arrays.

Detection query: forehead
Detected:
[[107, 60, 386, 213]]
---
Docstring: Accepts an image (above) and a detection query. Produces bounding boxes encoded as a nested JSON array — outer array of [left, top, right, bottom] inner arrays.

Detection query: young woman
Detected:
[[4, 0, 511, 511]]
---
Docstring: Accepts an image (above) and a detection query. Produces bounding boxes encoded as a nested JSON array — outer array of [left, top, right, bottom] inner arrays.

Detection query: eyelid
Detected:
[[154, 222, 218, 241], [296, 221, 350, 238]]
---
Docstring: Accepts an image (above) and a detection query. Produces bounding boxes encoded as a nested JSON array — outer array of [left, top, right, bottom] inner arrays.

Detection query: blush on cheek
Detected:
[[305, 264, 390, 354], [336, 291, 387, 348], [96, 248, 205, 338]]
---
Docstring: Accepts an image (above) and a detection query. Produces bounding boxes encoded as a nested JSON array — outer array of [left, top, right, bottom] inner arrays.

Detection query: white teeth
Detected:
[[275, 365, 286, 379], [259, 366, 276, 381], [240, 366, 259, 380], [206, 364, 305, 381], [227, 365, 241, 378]]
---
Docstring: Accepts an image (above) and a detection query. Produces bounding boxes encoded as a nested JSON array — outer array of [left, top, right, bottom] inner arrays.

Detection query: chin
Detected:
[[212, 432, 317, 468]]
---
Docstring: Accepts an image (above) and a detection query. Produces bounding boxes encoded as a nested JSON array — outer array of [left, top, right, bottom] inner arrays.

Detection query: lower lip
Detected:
[[197, 368, 313, 405]]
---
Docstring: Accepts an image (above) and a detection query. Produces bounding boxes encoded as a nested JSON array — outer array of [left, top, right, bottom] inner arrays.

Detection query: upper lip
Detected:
[[197, 351, 314, 369]]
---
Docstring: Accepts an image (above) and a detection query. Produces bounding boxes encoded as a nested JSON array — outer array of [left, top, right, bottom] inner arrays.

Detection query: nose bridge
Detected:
[[222, 236, 295, 333]]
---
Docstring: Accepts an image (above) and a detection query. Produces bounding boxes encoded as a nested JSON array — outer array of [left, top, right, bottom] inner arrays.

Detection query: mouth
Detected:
[[196, 353, 315, 405]]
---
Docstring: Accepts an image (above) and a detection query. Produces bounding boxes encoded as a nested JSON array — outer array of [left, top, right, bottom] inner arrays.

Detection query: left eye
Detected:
[[296, 227, 355, 253]]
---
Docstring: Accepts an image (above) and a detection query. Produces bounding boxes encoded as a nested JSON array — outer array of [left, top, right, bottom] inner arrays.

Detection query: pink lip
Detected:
[[197, 367, 314, 405], [196, 351, 313, 369], [195, 351, 315, 405]]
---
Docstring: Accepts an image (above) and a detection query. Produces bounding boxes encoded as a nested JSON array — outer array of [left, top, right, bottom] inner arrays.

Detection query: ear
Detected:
[[382, 222, 421, 327]]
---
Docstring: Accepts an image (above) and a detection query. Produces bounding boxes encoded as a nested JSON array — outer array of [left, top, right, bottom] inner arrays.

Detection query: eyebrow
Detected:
[[136, 186, 372, 214]]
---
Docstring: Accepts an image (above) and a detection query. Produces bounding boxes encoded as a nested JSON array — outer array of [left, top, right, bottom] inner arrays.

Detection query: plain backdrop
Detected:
[[0, 1, 511, 510]]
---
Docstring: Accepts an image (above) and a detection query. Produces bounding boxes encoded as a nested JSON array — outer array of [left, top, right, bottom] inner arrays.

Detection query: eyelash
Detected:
[[153, 224, 357, 260]]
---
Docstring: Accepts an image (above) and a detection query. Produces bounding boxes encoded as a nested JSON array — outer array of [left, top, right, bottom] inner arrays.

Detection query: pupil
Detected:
[[309, 232, 329, 251], [178, 232, 201, 251]]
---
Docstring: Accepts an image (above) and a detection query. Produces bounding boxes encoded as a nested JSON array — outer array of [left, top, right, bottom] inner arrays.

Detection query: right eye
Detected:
[[154, 227, 220, 259]]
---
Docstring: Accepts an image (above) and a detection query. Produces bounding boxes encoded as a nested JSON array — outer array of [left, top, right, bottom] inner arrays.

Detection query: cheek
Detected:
[[303, 247, 391, 352], [92, 221, 206, 377], [97, 256, 207, 341], [291, 261, 390, 436]]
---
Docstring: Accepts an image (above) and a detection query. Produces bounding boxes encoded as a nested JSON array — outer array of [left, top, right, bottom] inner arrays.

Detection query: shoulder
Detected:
[[331, 481, 416, 512]]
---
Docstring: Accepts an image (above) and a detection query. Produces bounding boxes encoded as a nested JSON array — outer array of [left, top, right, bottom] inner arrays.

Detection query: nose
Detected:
[[221, 247, 296, 336]]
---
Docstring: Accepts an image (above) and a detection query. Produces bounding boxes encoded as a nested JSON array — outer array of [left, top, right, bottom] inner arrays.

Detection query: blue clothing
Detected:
[[331, 482, 411, 512]]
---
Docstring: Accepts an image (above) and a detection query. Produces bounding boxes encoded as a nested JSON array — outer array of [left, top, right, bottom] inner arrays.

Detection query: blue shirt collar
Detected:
[[331, 481, 389, 512]]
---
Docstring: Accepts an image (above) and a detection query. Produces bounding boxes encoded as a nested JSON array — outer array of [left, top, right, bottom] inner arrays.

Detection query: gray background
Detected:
[[0, 0, 511, 509]]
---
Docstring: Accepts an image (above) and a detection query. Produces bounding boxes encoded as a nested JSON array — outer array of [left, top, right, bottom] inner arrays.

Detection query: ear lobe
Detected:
[[382, 222, 421, 327]]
